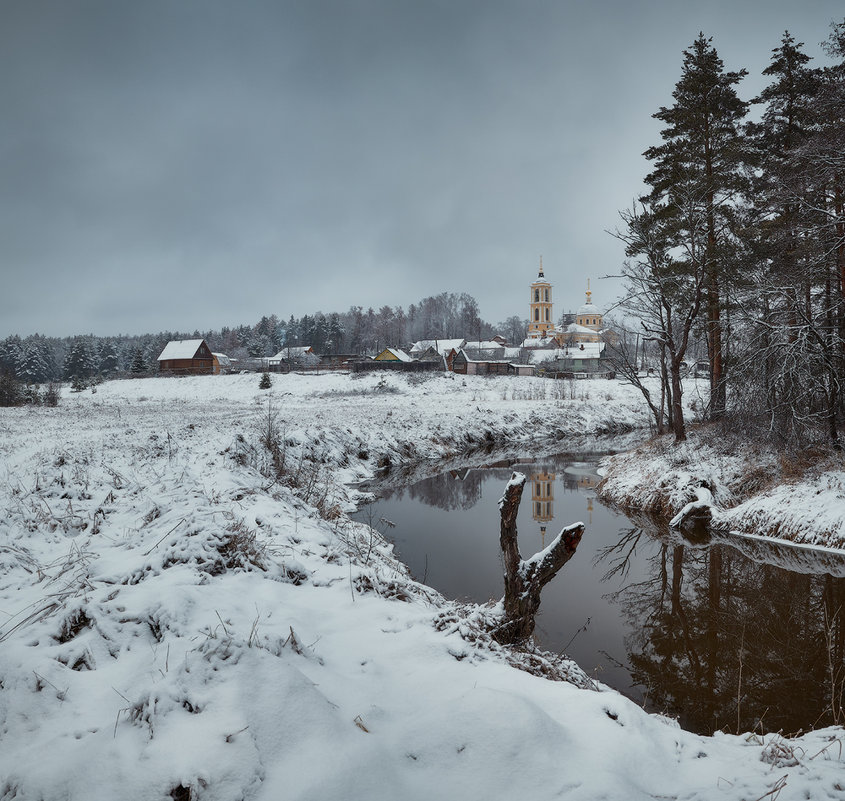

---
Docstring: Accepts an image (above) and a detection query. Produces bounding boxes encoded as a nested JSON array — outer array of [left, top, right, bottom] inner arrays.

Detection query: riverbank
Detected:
[[597, 426, 845, 548], [2, 372, 843, 800]]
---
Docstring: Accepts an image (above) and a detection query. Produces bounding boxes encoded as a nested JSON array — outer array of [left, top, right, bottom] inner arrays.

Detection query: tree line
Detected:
[[610, 21, 845, 449], [0, 291, 525, 386]]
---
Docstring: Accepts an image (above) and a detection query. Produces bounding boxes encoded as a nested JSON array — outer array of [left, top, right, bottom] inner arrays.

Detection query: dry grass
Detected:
[[778, 446, 832, 483]]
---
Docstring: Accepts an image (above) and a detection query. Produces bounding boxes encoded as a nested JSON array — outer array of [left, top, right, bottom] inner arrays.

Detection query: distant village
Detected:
[[160, 264, 613, 380]]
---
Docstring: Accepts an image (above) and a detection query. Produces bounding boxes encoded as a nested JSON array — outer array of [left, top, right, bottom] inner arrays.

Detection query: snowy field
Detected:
[[1, 371, 844, 800]]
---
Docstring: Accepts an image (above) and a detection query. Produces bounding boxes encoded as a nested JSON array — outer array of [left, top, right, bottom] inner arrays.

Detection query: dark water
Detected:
[[355, 449, 845, 736]]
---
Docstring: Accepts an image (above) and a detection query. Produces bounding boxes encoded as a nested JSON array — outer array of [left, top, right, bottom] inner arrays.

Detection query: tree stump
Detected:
[[495, 472, 584, 644]]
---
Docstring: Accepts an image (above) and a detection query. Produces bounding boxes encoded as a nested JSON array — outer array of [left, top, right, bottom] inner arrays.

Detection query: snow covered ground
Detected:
[[2, 371, 844, 800], [598, 428, 845, 549]]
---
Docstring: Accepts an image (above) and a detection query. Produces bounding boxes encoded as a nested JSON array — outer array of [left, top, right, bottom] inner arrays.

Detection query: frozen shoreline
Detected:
[[598, 428, 845, 550], [1, 372, 843, 801]]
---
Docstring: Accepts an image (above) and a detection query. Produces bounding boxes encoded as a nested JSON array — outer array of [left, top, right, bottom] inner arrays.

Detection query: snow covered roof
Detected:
[[456, 348, 509, 364], [212, 353, 231, 367], [566, 322, 602, 335], [520, 336, 556, 349], [269, 346, 314, 360], [380, 348, 412, 362], [157, 339, 207, 361], [409, 339, 466, 355], [576, 303, 601, 316], [529, 342, 605, 363], [463, 340, 504, 351]]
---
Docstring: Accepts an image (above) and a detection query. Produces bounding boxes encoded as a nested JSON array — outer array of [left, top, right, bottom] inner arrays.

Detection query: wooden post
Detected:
[[495, 472, 584, 644]]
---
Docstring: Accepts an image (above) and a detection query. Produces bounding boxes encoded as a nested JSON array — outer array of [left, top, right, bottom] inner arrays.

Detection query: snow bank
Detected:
[[1, 373, 843, 800], [598, 428, 845, 548]]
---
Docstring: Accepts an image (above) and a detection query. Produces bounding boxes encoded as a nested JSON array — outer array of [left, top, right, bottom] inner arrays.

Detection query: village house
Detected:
[[267, 346, 320, 371], [157, 339, 214, 376], [452, 348, 533, 376], [409, 339, 465, 371], [212, 353, 232, 374], [529, 342, 611, 376], [373, 347, 412, 363]]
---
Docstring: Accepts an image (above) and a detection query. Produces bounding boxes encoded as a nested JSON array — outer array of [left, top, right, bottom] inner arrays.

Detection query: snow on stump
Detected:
[[669, 484, 714, 531], [494, 472, 585, 645]]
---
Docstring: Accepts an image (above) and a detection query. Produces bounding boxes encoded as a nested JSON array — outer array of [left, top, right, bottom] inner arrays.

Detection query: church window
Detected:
[[545, 309, 549, 321], [534, 289, 539, 302], [534, 309, 539, 321], [544, 289, 549, 302]]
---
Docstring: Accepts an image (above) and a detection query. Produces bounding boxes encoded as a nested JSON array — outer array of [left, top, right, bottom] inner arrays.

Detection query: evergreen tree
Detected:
[[328, 313, 344, 353], [643, 33, 749, 418], [98, 340, 120, 376], [63, 338, 95, 380], [739, 33, 824, 443], [0, 336, 21, 377], [0, 372, 21, 406], [130, 347, 148, 374]]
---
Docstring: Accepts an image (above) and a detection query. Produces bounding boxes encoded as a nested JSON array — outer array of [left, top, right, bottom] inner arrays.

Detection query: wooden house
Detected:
[[509, 363, 535, 377], [319, 353, 361, 370], [452, 349, 511, 376], [212, 353, 232, 374], [267, 346, 320, 370], [157, 339, 214, 376], [374, 347, 412, 363], [413, 346, 454, 371]]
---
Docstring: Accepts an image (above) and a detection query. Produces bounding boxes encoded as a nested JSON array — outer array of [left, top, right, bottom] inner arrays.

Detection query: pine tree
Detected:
[[16, 341, 48, 384], [643, 33, 749, 418], [0, 372, 21, 406], [328, 313, 344, 353], [98, 340, 120, 376], [740, 33, 822, 442], [63, 338, 95, 381], [130, 347, 147, 375], [0, 336, 22, 377]]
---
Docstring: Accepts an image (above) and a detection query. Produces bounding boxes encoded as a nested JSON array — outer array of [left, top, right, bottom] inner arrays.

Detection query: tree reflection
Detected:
[[400, 469, 486, 511], [597, 525, 845, 735]]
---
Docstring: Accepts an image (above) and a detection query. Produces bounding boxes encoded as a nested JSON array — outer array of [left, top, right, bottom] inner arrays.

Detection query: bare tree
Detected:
[[612, 201, 706, 442]]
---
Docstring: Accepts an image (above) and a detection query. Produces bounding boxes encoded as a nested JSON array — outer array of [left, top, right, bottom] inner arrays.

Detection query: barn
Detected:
[[157, 339, 214, 376]]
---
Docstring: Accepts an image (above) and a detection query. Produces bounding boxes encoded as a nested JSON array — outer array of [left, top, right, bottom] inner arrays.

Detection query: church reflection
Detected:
[[531, 471, 555, 547]]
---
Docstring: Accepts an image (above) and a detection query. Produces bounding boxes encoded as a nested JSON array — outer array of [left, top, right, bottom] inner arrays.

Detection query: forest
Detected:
[[0, 291, 521, 390], [610, 22, 845, 450]]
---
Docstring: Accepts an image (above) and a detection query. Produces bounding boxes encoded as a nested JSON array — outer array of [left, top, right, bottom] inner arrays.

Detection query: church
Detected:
[[522, 258, 604, 349]]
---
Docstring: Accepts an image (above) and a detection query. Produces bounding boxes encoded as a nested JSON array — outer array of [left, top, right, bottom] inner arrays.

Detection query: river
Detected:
[[354, 444, 845, 736]]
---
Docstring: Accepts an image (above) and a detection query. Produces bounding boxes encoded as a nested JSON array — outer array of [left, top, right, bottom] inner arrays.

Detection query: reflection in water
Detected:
[[531, 472, 554, 547], [357, 452, 845, 735], [404, 469, 484, 511], [606, 532, 843, 734]]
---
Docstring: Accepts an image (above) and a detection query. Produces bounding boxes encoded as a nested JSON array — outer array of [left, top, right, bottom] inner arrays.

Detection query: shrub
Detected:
[[0, 372, 21, 406], [259, 372, 272, 389], [43, 382, 61, 407]]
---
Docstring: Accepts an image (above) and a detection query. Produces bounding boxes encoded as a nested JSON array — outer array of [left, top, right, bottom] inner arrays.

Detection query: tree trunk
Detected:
[[495, 473, 584, 644], [670, 358, 686, 442]]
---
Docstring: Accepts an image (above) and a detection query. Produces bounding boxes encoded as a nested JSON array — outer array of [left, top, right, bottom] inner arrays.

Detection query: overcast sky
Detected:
[[2, 0, 844, 338]]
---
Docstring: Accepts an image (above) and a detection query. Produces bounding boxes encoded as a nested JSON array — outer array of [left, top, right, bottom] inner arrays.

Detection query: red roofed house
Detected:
[[157, 339, 214, 376]]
